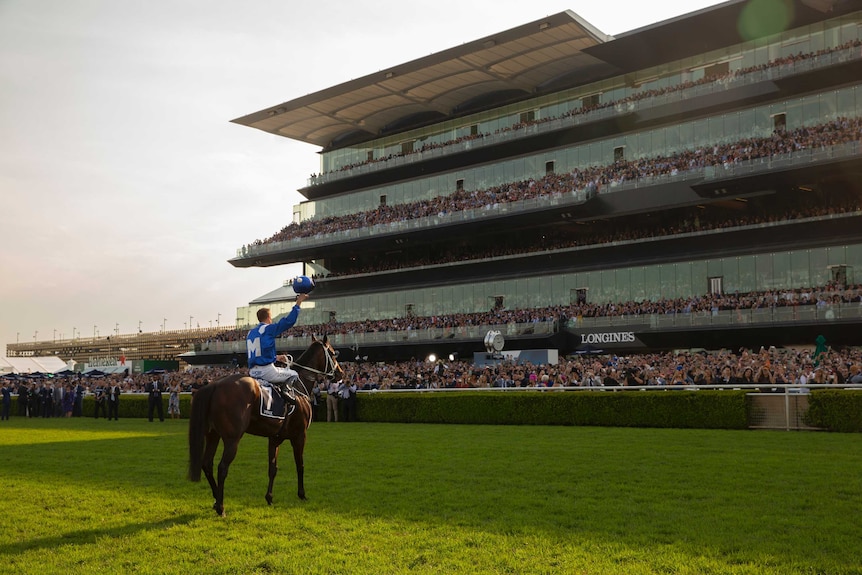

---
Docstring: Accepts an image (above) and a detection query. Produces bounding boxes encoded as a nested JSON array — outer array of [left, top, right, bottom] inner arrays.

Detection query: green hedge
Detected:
[[82, 394, 192, 419], [354, 390, 750, 429], [804, 390, 862, 432], [66, 389, 858, 430]]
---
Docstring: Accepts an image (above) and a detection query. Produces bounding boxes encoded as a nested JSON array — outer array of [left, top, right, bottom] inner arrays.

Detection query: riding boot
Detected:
[[278, 377, 297, 406]]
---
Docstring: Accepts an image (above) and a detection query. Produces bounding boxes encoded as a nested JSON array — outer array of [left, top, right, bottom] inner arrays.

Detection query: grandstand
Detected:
[[4, 327, 217, 373], [201, 0, 862, 364]]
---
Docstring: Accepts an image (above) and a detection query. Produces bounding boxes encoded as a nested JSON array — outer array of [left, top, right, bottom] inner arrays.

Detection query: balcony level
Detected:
[[179, 302, 862, 365], [230, 143, 862, 269], [307, 212, 862, 299], [301, 49, 862, 200]]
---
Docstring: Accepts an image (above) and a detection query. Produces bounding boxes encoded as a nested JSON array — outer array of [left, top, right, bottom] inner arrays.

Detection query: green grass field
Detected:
[[1, 417, 860, 575]]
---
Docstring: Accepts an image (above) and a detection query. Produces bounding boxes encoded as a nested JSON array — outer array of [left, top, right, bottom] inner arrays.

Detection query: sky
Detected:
[[0, 0, 725, 353]]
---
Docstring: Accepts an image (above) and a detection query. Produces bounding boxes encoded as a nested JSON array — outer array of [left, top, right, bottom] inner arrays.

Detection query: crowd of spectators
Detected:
[[10, 278, 858, 415], [5, 365, 238, 408], [336, 345, 862, 391], [249, 116, 862, 250], [9, 342, 861, 420], [324, 196, 862, 277], [308, 39, 862, 182], [6, 365, 242, 418], [200, 281, 861, 348]]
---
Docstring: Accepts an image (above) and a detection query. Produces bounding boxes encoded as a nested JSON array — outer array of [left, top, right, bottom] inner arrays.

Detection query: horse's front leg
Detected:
[[265, 438, 280, 505], [291, 432, 307, 500]]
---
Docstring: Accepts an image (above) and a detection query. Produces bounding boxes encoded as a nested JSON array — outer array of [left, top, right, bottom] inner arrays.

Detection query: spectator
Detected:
[[168, 380, 181, 419], [1, 381, 11, 421], [107, 381, 121, 421], [340, 379, 358, 422], [147, 377, 164, 422], [93, 384, 107, 419], [62, 384, 74, 417], [326, 379, 339, 422]]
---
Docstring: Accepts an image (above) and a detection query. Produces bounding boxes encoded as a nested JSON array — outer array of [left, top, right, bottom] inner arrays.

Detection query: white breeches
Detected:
[[249, 363, 298, 383]]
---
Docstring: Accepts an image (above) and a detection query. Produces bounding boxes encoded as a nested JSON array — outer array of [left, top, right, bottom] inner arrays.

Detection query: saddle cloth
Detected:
[[256, 380, 296, 420]]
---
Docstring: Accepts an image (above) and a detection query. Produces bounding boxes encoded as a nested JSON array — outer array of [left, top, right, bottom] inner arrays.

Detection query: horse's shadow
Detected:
[[0, 514, 196, 557]]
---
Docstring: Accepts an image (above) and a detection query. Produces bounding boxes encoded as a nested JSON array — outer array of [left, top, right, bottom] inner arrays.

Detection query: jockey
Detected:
[[247, 293, 309, 404]]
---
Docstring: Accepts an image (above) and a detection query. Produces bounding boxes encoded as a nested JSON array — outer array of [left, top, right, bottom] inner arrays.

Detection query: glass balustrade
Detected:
[[235, 139, 861, 260], [306, 47, 861, 187], [189, 301, 861, 355]]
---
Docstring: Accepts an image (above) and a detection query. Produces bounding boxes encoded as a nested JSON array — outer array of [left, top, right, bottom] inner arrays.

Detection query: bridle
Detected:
[[290, 340, 344, 389]]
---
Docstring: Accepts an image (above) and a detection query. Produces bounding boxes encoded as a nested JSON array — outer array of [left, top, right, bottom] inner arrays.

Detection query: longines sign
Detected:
[[579, 331, 636, 344], [576, 330, 644, 348]]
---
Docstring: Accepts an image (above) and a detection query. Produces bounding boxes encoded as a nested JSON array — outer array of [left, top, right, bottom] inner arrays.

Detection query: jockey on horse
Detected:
[[246, 276, 315, 405]]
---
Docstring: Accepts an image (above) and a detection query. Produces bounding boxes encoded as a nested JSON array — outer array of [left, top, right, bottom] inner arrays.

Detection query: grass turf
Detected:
[[0, 417, 860, 574]]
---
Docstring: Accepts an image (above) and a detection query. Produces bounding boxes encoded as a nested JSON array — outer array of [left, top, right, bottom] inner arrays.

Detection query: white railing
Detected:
[[192, 320, 557, 354]]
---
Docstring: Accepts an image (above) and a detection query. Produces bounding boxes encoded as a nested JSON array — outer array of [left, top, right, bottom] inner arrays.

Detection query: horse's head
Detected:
[[310, 334, 345, 383]]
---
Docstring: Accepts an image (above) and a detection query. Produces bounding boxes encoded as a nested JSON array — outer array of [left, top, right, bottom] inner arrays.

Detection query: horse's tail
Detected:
[[187, 383, 215, 482]]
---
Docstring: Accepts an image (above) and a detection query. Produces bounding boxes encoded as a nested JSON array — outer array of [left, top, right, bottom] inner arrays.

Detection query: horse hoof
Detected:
[[298, 492, 307, 501], [265, 494, 273, 505]]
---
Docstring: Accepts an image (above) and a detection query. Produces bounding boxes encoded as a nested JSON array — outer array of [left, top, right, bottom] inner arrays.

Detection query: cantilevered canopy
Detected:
[[584, 0, 860, 72], [232, 11, 613, 150]]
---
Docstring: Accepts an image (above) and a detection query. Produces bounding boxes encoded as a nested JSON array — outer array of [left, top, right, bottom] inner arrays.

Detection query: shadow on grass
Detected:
[[296, 423, 862, 574], [0, 514, 197, 557]]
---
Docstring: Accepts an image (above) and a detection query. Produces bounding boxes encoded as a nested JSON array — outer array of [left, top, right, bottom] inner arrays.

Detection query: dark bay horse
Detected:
[[188, 335, 343, 516]]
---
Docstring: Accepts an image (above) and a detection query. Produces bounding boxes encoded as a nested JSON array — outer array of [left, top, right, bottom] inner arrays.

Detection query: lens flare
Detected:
[[738, 0, 795, 40]]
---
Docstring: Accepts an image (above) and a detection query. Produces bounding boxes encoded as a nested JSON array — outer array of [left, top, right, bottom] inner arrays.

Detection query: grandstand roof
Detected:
[[584, 0, 859, 72], [231, 10, 613, 150], [232, 0, 858, 151], [249, 283, 296, 306]]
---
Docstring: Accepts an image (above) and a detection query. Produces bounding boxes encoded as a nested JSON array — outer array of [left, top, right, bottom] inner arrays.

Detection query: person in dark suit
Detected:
[[107, 381, 121, 420], [41, 383, 53, 418], [17, 383, 29, 417], [73, 382, 85, 417], [28, 383, 40, 417], [147, 377, 164, 422], [52, 382, 64, 417], [93, 385, 107, 419], [1, 382, 11, 420]]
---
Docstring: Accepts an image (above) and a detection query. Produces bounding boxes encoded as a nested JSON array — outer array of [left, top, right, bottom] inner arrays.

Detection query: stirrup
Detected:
[[279, 380, 297, 404]]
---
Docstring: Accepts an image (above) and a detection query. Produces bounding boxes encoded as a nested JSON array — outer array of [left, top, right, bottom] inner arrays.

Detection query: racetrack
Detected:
[[2, 418, 860, 575]]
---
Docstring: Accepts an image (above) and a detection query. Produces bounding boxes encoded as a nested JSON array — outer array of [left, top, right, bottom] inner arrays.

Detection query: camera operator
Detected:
[[93, 384, 107, 419], [623, 367, 644, 387]]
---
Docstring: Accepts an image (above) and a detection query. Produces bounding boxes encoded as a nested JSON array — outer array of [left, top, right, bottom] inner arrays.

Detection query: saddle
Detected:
[[256, 380, 296, 420]]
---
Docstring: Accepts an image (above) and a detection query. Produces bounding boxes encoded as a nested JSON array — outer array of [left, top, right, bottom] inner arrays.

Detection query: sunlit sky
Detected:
[[0, 0, 727, 353]]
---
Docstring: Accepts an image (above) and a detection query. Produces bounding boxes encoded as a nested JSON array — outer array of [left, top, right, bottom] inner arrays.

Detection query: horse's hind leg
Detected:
[[265, 439, 280, 506], [201, 430, 220, 503], [213, 438, 239, 517]]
